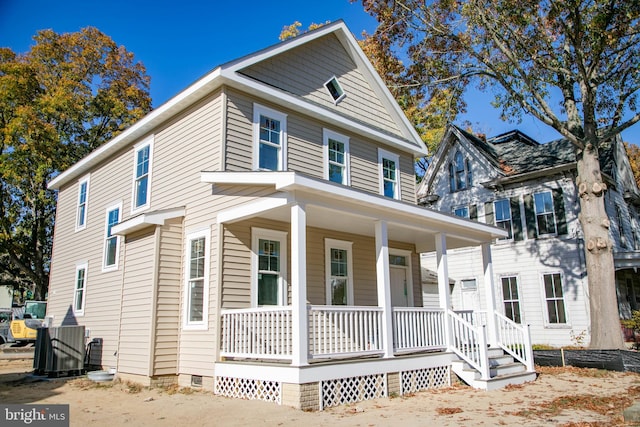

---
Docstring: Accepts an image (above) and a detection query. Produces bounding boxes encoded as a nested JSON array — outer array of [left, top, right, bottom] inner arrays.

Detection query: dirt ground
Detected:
[[1, 359, 639, 426]]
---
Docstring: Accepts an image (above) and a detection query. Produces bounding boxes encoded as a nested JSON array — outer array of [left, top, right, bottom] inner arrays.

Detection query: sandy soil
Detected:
[[1, 359, 639, 426]]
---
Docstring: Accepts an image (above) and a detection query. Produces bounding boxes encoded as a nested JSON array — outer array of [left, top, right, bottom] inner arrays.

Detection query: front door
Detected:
[[390, 266, 409, 307]]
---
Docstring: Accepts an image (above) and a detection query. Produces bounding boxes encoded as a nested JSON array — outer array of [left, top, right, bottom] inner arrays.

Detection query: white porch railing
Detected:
[[495, 312, 535, 372], [454, 310, 487, 327], [220, 307, 293, 360], [448, 309, 490, 380], [392, 308, 446, 353], [308, 305, 384, 359]]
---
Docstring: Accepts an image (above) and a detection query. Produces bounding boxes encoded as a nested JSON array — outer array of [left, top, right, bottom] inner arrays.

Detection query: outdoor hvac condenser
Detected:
[[34, 326, 85, 376]]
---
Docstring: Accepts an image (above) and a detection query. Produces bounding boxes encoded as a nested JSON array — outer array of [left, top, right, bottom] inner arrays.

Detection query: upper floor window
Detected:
[[378, 149, 400, 200], [184, 229, 210, 328], [534, 191, 556, 236], [543, 272, 567, 324], [449, 151, 472, 192], [616, 205, 628, 248], [494, 199, 513, 240], [253, 104, 287, 171], [132, 138, 153, 212], [324, 76, 346, 103], [323, 129, 350, 185], [454, 206, 469, 219], [74, 263, 88, 315], [75, 175, 90, 231], [325, 239, 354, 305], [103, 203, 122, 271], [252, 228, 288, 306]]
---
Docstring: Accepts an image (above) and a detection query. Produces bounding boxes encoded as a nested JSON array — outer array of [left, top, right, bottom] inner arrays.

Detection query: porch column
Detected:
[[291, 202, 308, 366], [375, 220, 394, 358], [435, 232, 453, 348], [482, 242, 499, 346]]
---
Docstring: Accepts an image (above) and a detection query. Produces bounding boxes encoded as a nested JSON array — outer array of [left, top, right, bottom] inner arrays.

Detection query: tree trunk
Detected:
[[576, 143, 625, 349]]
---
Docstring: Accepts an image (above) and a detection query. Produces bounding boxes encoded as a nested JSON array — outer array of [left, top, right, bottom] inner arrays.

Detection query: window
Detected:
[[132, 139, 153, 212], [324, 76, 346, 103], [543, 273, 567, 324], [449, 151, 471, 192], [534, 191, 556, 235], [454, 206, 470, 219], [323, 129, 350, 185], [494, 199, 513, 240], [74, 263, 88, 315], [616, 205, 628, 248], [461, 279, 477, 290], [184, 229, 210, 328], [501, 276, 521, 323], [252, 228, 287, 306], [75, 176, 90, 231], [102, 203, 121, 270], [378, 149, 400, 199], [253, 104, 287, 171], [325, 239, 353, 305]]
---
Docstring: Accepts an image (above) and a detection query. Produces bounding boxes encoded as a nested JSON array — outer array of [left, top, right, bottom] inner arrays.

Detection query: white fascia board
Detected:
[[217, 194, 292, 224], [112, 206, 185, 236], [48, 68, 223, 190]]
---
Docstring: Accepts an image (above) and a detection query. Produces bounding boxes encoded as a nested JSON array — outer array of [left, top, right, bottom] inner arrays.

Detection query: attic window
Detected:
[[324, 76, 346, 103]]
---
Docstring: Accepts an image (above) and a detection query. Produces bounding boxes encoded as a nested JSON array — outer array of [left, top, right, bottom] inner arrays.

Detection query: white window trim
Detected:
[[183, 228, 211, 330], [494, 199, 514, 242], [325, 238, 354, 305], [73, 262, 88, 316], [102, 201, 122, 272], [533, 190, 557, 237], [324, 75, 346, 104], [323, 129, 351, 185], [500, 274, 522, 323], [540, 271, 570, 328], [251, 228, 288, 307], [389, 248, 414, 307], [75, 174, 90, 232], [252, 104, 288, 171], [378, 148, 401, 200], [131, 136, 154, 214]]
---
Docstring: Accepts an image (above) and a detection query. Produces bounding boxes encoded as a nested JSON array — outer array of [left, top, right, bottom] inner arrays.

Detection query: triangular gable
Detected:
[[220, 21, 426, 156]]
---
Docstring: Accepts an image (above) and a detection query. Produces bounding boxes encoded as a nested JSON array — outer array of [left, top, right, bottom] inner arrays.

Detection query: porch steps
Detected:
[[451, 347, 537, 391]]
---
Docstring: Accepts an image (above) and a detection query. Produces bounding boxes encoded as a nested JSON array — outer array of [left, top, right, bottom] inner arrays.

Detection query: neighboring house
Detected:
[[47, 22, 534, 410], [418, 125, 640, 348]]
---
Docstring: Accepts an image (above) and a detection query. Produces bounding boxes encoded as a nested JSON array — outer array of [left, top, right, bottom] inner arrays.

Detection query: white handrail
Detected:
[[494, 311, 535, 372], [392, 308, 446, 352], [448, 309, 490, 380]]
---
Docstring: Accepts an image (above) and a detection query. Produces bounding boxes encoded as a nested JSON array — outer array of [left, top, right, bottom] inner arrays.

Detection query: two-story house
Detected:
[[46, 22, 534, 410], [418, 125, 640, 348]]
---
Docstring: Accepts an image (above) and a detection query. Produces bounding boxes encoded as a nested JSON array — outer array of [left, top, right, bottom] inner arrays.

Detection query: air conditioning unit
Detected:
[[34, 326, 85, 376]]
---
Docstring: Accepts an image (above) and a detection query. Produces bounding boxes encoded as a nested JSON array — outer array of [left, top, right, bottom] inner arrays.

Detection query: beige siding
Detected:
[[240, 34, 402, 138], [152, 219, 183, 376], [117, 229, 156, 375]]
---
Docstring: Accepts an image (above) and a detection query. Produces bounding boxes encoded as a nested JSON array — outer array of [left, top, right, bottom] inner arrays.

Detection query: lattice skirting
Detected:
[[401, 365, 451, 395], [321, 374, 386, 409], [214, 376, 282, 404]]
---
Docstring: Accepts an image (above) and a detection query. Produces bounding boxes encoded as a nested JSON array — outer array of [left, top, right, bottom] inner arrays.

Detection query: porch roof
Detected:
[[201, 171, 506, 252], [614, 250, 640, 270]]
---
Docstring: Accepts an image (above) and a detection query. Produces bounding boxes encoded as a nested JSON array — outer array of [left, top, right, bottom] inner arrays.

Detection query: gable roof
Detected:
[[49, 21, 425, 190]]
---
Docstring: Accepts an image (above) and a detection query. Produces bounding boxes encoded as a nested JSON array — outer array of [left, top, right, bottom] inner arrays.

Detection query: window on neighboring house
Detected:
[[501, 276, 521, 323], [324, 76, 346, 103], [253, 104, 287, 171], [378, 149, 400, 199], [103, 204, 121, 270], [616, 205, 628, 248], [543, 273, 567, 324], [534, 191, 556, 236], [325, 239, 353, 305], [76, 176, 90, 231], [184, 229, 209, 328], [494, 199, 513, 240], [132, 139, 153, 212], [449, 151, 471, 192], [74, 263, 87, 315], [252, 228, 287, 306], [323, 129, 350, 185], [454, 206, 469, 219]]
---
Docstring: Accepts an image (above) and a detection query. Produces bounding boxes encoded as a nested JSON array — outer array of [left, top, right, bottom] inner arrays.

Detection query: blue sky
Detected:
[[1, 0, 638, 146]]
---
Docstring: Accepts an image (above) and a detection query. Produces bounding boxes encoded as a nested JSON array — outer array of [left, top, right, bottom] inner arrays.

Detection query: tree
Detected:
[[0, 27, 152, 300], [359, 0, 640, 349], [625, 142, 640, 188]]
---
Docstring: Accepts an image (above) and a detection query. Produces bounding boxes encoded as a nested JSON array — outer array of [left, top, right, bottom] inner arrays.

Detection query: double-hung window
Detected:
[[378, 149, 400, 200], [325, 239, 353, 305], [75, 176, 90, 231], [252, 228, 287, 306], [184, 229, 209, 328], [323, 129, 350, 185], [501, 276, 521, 323], [449, 151, 471, 192], [454, 206, 470, 219], [103, 203, 122, 270], [253, 104, 287, 171], [132, 138, 153, 212], [543, 273, 567, 324], [534, 191, 556, 236], [494, 199, 513, 240], [74, 263, 88, 315]]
